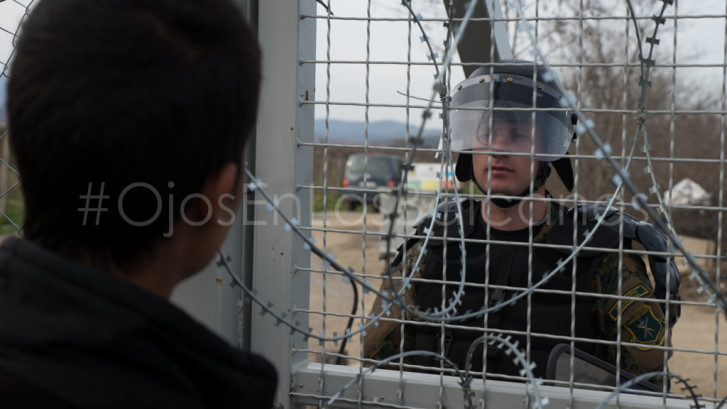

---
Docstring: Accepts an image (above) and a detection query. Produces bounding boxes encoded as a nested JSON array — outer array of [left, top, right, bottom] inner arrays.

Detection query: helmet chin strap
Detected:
[[474, 163, 551, 209]]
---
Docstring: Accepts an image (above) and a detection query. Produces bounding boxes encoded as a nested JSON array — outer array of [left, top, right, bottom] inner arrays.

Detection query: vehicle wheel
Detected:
[[346, 201, 357, 211], [371, 196, 382, 213]]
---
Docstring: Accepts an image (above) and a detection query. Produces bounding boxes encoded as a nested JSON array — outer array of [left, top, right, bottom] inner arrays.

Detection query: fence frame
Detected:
[[251, 1, 317, 408], [176, 1, 718, 408]]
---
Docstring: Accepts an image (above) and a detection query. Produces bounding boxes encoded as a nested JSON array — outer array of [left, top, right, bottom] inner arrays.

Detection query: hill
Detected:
[[314, 119, 439, 147]]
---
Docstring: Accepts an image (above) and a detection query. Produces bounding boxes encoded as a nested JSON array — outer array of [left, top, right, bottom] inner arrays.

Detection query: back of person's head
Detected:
[[7, 0, 261, 268]]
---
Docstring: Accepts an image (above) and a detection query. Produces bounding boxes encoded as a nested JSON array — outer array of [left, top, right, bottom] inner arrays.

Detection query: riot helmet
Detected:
[[451, 60, 576, 201]]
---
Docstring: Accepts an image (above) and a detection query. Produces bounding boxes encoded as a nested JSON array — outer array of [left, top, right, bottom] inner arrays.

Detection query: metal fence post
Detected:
[[252, 1, 315, 407]]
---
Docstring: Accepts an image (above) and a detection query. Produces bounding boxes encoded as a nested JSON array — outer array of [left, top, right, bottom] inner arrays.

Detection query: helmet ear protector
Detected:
[[451, 60, 577, 192], [550, 113, 578, 191], [454, 153, 474, 182]]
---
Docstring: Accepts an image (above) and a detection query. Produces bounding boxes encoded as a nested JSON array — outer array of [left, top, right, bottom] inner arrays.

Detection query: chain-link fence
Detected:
[[2, 1, 726, 408], [0, 0, 28, 238]]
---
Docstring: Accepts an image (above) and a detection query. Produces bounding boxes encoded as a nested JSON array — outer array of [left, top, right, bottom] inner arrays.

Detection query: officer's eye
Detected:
[[512, 132, 531, 141], [475, 131, 490, 143]]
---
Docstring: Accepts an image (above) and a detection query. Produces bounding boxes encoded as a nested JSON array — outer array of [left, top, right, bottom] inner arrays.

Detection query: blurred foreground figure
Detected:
[[0, 0, 276, 407]]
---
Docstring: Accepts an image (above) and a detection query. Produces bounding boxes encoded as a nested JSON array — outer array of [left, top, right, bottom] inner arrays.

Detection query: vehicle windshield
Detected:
[[346, 156, 394, 178]]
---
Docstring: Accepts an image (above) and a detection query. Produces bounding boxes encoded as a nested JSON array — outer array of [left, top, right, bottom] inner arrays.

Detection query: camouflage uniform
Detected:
[[364, 202, 670, 379]]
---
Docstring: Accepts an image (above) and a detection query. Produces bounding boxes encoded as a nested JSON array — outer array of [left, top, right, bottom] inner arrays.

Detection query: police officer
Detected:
[[363, 60, 679, 384]]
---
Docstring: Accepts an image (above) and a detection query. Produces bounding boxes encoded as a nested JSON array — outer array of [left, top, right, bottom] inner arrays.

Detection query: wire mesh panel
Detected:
[[283, 0, 727, 408], [2, 0, 727, 408]]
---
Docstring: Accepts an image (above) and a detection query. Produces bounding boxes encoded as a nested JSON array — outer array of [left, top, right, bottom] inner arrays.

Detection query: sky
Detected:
[[311, 0, 458, 129], [0, 0, 30, 70], [1, 0, 725, 124], [311, 0, 727, 124], [0, 0, 32, 118]]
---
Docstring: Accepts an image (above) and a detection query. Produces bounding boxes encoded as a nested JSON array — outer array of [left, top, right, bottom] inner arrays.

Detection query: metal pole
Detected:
[[443, 0, 513, 76], [252, 1, 315, 407]]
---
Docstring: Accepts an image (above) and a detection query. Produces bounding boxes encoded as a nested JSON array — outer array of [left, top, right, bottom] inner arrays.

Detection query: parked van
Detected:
[[341, 153, 405, 211]]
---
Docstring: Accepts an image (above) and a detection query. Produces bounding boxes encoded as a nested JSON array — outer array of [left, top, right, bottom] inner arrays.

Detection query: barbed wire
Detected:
[[595, 372, 702, 409], [623, 0, 684, 350], [462, 333, 548, 409], [378, 0, 655, 327], [216, 0, 719, 407], [378, 0, 470, 323], [245, 0, 715, 382], [521, 0, 727, 316], [240, 0, 635, 340], [320, 351, 469, 409]]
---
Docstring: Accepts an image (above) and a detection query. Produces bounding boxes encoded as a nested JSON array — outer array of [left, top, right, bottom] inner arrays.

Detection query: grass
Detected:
[[0, 196, 25, 235], [311, 189, 376, 213], [312, 190, 342, 212]]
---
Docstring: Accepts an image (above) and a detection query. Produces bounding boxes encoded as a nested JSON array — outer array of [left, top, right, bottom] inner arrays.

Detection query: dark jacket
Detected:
[[0, 237, 277, 409], [412, 199, 602, 377], [364, 199, 677, 384]]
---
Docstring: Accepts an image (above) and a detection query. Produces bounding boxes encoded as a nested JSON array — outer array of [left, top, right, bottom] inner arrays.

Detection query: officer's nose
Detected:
[[489, 131, 512, 151]]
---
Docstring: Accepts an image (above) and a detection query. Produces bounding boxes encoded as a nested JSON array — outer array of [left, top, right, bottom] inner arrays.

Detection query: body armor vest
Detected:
[[405, 199, 680, 379]]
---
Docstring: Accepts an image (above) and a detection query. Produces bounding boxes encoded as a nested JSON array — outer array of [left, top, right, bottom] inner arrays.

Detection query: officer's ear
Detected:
[[552, 156, 574, 192]]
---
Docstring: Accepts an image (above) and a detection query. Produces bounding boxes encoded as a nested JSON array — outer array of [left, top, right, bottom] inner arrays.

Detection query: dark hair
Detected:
[[7, 0, 261, 267]]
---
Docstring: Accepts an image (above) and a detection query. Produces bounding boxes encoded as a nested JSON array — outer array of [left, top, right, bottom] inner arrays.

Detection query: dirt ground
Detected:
[[308, 210, 727, 400]]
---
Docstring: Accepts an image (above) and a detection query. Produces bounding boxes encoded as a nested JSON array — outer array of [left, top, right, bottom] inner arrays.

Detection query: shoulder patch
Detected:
[[624, 305, 665, 349], [608, 284, 649, 321], [545, 204, 621, 256]]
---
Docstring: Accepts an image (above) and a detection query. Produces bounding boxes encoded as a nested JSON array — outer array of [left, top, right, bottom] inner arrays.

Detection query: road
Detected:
[[307, 211, 387, 364]]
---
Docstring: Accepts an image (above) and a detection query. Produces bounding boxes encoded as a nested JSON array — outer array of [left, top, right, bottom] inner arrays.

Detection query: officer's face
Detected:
[[471, 118, 538, 153], [471, 121, 543, 196]]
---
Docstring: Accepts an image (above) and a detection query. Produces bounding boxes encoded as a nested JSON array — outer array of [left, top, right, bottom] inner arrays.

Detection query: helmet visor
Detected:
[[448, 75, 572, 161]]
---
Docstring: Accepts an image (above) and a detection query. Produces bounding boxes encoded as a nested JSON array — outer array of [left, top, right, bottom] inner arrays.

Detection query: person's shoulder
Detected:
[[388, 198, 478, 265], [544, 202, 622, 254], [552, 202, 681, 321], [228, 350, 278, 407], [411, 198, 480, 238]]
